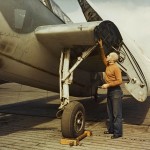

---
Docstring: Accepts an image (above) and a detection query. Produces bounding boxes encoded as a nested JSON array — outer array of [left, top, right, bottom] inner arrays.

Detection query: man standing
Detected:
[[98, 39, 123, 139]]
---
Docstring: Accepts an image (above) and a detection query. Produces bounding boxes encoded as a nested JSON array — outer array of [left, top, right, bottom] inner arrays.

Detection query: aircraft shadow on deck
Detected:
[[0, 94, 150, 136]]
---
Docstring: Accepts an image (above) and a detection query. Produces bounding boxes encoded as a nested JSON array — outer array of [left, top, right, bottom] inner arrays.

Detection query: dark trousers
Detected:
[[107, 86, 123, 136]]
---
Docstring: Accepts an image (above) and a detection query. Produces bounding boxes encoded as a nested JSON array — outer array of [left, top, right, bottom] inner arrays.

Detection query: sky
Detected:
[[54, 0, 150, 58]]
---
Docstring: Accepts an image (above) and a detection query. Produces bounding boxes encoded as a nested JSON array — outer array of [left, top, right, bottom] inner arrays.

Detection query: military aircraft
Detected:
[[0, 0, 150, 138]]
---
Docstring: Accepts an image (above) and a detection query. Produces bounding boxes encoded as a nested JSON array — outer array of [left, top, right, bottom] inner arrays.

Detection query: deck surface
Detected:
[[0, 83, 150, 150]]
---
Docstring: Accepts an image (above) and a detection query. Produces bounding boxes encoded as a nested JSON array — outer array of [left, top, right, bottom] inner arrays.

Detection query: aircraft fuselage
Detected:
[[0, 0, 97, 97]]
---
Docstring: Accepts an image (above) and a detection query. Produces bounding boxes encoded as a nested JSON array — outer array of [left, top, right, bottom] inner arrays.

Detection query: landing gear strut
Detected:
[[58, 45, 97, 138]]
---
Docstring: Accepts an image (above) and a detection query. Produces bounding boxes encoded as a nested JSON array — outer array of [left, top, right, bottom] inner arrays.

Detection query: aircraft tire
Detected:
[[61, 101, 85, 138]]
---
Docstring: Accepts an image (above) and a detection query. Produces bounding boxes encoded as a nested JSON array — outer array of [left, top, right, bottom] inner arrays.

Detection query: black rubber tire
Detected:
[[61, 101, 85, 138]]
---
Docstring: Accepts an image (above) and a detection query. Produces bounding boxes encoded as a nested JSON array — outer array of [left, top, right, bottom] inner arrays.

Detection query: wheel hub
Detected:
[[74, 111, 84, 133]]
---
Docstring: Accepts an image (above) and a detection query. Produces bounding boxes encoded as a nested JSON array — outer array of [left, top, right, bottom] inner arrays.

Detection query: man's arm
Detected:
[[98, 39, 107, 66]]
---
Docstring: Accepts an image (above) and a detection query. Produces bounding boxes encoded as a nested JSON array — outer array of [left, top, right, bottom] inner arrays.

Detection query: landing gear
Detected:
[[61, 101, 85, 138], [59, 45, 96, 138]]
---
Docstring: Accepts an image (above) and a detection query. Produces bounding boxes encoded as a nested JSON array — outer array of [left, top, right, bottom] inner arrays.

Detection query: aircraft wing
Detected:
[[35, 19, 148, 102]]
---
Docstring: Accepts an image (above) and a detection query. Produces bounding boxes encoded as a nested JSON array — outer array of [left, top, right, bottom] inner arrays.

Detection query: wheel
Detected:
[[61, 101, 85, 138]]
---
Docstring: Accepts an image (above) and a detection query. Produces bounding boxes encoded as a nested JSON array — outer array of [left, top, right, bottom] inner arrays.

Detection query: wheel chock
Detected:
[[60, 130, 92, 146]]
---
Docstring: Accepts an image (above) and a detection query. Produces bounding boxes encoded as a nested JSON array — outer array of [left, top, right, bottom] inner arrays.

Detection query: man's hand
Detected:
[[101, 84, 109, 89], [98, 39, 103, 48]]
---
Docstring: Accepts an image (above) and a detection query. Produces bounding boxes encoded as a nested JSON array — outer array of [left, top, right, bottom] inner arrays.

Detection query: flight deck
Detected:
[[0, 83, 150, 150]]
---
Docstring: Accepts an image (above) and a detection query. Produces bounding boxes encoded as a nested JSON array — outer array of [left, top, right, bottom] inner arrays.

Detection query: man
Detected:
[[98, 39, 123, 139]]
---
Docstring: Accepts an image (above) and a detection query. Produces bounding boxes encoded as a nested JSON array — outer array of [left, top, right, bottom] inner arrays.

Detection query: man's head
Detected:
[[106, 52, 119, 64]]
